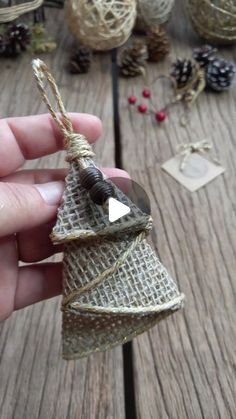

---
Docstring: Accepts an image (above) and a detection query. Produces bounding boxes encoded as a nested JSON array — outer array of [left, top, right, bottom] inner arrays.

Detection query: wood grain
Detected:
[[0, 9, 125, 419], [119, 1, 236, 418]]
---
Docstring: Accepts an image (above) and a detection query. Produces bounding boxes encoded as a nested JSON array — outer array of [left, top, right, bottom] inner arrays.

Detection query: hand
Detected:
[[0, 113, 127, 321]]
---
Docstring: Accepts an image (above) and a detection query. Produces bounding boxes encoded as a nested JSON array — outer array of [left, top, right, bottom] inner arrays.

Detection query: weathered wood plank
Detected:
[[119, 1, 236, 418], [0, 9, 125, 419]]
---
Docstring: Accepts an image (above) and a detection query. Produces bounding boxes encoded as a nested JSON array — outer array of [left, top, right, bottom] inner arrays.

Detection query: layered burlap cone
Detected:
[[52, 161, 184, 359], [32, 58, 184, 360]]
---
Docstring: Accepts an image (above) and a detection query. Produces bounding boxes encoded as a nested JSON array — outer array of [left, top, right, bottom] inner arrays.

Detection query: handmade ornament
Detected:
[[65, 0, 137, 51], [68, 46, 92, 74], [136, 0, 175, 29], [119, 40, 147, 77], [32, 58, 184, 359], [146, 26, 170, 62], [186, 0, 236, 44]]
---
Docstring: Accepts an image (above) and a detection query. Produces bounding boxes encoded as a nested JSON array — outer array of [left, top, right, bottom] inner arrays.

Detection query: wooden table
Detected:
[[0, 2, 235, 418]]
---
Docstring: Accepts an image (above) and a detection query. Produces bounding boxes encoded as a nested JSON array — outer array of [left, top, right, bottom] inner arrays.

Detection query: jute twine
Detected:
[[186, 0, 236, 44], [136, 0, 175, 29], [0, 0, 43, 23], [32, 58, 184, 359], [65, 0, 137, 51], [32, 59, 94, 166]]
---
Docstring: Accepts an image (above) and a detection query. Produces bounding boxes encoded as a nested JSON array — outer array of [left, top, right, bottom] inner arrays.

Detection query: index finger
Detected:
[[0, 113, 102, 177]]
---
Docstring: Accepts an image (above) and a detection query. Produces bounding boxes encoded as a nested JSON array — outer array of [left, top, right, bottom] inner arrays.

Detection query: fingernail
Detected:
[[35, 181, 65, 206]]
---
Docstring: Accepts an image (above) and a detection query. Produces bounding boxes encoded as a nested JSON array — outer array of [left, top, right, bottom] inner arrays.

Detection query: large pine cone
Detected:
[[119, 40, 148, 77], [68, 46, 92, 74], [146, 26, 170, 62], [171, 58, 196, 88], [206, 58, 236, 91], [193, 45, 217, 68]]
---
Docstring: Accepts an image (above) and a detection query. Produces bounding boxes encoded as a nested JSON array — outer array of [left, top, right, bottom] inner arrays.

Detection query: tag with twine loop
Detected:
[[32, 58, 184, 360]]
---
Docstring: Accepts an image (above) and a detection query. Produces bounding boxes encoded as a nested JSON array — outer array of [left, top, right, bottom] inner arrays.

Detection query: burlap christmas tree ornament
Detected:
[[32, 59, 185, 360]]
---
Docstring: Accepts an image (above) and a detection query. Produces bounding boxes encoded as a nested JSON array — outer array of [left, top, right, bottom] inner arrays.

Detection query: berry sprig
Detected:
[[127, 88, 167, 124]]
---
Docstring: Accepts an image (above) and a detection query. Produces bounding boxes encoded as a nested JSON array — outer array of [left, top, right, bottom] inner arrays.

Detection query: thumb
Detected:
[[0, 181, 64, 237]]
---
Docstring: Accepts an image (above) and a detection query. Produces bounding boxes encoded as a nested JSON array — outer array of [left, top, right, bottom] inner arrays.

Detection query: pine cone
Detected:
[[171, 58, 196, 88], [119, 40, 147, 77], [68, 46, 92, 74], [206, 58, 236, 91], [4, 23, 31, 57], [193, 45, 217, 68], [146, 26, 170, 62]]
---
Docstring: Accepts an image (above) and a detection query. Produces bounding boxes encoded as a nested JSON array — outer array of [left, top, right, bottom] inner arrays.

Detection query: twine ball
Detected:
[[65, 0, 137, 51], [136, 0, 175, 28], [186, 0, 236, 45]]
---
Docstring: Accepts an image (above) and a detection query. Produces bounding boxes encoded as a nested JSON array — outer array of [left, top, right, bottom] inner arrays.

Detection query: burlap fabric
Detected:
[[52, 161, 184, 359], [32, 59, 184, 360]]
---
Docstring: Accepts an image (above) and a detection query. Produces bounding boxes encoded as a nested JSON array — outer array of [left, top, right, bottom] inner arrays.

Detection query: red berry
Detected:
[[155, 111, 167, 122], [138, 104, 148, 113], [128, 95, 137, 104], [142, 89, 151, 98]]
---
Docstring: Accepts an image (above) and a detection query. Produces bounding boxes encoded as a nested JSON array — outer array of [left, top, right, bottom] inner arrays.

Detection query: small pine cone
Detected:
[[206, 58, 236, 91], [68, 46, 92, 74], [6, 23, 31, 53], [193, 45, 217, 68], [146, 26, 170, 62], [119, 40, 148, 77], [171, 58, 196, 88]]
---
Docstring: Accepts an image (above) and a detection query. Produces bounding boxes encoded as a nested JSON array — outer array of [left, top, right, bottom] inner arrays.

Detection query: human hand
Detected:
[[0, 113, 127, 320]]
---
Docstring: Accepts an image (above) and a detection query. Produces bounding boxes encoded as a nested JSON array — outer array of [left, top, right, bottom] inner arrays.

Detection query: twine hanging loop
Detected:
[[32, 59, 95, 163]]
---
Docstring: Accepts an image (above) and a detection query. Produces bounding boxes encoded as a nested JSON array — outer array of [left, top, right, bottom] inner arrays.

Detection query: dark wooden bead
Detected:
[[89, 180, 114, 205], [80, 166, 103, 190]]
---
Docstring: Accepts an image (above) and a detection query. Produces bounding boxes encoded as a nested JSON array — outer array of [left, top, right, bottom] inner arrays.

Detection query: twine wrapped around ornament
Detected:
[[0, 0, 43, 23], [136, 0, 175, 30], [186, 0, 236, 44], [65, 0, 137, 51], [32, 58, 184, 359]]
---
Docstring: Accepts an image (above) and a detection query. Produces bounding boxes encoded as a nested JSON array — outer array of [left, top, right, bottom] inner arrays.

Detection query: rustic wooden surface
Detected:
[[0, 1, 236, 418], [119, 2, 236, 419], [0, 9, 125, 419]]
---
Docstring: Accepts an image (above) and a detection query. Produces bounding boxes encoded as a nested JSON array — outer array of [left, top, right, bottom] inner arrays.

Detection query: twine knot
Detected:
[[65, 132, 95, 162], [177, 139, 213, 171]]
